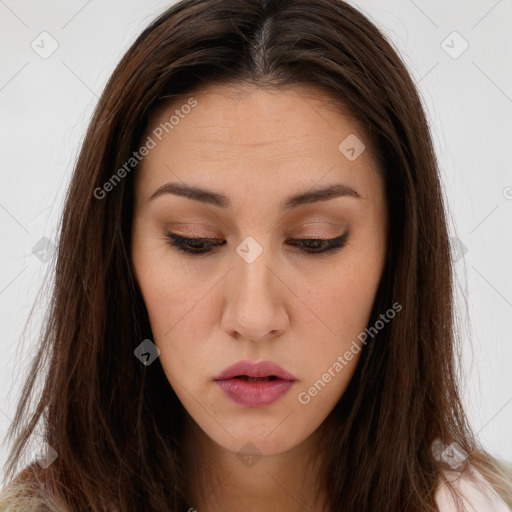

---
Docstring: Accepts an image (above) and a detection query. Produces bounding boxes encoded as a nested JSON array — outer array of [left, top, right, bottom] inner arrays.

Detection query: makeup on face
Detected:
[[213, 359, 298, 407]]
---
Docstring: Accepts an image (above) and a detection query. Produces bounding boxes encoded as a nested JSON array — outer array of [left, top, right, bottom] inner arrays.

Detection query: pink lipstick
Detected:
[[214, 360, 297, 407]]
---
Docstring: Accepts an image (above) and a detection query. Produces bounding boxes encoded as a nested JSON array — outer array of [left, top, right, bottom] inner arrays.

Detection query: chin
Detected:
[[201, 413, 315, 457]]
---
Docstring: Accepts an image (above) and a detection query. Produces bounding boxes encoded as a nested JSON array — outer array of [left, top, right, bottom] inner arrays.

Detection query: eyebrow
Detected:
[[149, 182, 361, 210]]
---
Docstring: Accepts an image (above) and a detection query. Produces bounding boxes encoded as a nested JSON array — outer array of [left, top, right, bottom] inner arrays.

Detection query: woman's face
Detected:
[[131, 83, 387, 457]]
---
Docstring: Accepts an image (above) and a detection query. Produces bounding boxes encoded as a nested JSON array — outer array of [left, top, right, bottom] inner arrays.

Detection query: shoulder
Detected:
[[435, 465, 511, 512], [0, 464, 52, 512]]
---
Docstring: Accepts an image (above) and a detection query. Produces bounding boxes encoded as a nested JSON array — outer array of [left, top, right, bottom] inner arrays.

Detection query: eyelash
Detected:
[[165, 232, 349, 256]]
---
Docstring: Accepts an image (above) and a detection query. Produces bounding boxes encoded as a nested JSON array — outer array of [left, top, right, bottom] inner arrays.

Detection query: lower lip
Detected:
[[215, 378, 296, 407]]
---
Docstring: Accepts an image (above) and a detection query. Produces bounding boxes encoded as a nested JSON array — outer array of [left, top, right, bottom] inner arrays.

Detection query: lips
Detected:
[[214, 360, 297, 407], [214, 360, 297, 381]]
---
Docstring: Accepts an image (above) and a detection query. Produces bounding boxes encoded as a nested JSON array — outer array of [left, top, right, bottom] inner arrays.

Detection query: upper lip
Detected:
[[214, 360, 297, 381]]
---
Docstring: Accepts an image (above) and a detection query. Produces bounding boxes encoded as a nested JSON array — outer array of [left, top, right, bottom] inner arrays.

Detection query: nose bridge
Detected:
[[222, 236, 286, 339], [233, 238, 275, 309]]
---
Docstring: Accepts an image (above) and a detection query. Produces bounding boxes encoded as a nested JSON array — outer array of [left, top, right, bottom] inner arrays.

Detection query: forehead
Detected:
[[136, 82, 382, 201], [147, 82, 362, 150]]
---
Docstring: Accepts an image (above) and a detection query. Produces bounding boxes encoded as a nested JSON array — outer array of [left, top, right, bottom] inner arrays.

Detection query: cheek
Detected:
[[131, 240, 217, 385], [293, 287, 368, 419], [136, 270, 207, 371], [132, 236, 202, 335], [296, 242, 384, 397], [302, 254, 383, 347]]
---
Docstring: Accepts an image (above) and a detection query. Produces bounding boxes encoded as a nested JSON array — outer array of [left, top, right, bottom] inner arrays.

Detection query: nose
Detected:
[[221, 243, 289, 342]]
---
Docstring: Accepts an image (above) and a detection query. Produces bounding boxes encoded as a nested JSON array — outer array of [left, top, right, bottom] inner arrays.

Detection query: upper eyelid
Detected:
[[167, 220, 344, 237], [165, 233, 224, 244], [166, 226, 346, 238], [166, 233, 345, 241]]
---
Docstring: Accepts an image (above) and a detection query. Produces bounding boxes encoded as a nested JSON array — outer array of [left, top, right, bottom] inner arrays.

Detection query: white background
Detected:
[[1, 0, 511, 483]]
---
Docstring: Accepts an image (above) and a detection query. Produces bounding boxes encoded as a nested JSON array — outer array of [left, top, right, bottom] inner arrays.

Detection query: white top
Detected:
[[435, 466, 511, 512]]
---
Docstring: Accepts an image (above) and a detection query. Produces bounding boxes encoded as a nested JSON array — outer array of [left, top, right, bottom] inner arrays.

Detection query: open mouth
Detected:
[[232, 375, 280, 382]]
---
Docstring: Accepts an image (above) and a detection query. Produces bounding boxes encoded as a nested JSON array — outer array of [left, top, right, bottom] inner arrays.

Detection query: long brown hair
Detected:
[[2, 0, 510, 510]]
